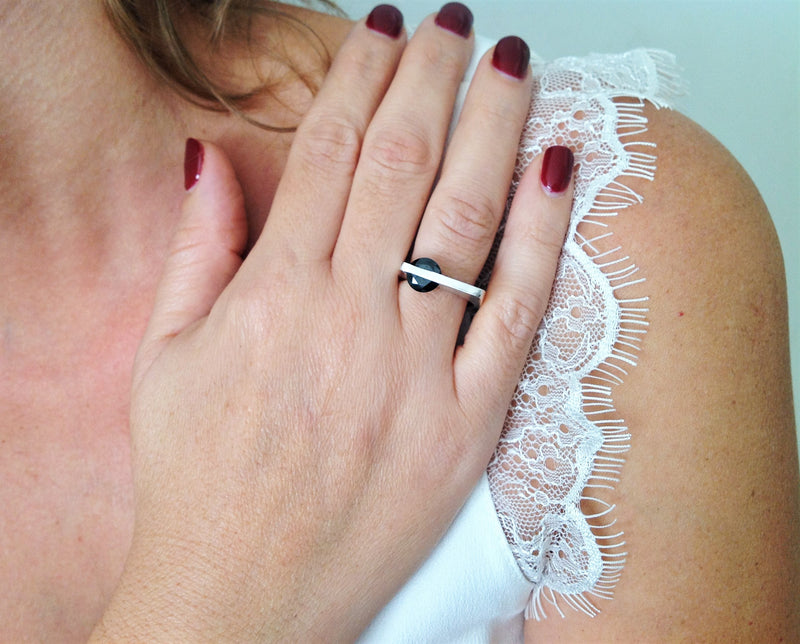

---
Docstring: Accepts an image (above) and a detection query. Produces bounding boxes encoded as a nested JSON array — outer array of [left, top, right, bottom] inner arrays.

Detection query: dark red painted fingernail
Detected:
[[435, 3, 473, 39], [541, 146, 574, 195], [492, 36, 530, 79], [366, 4, 403, 38], [184, 138, 204, 191]]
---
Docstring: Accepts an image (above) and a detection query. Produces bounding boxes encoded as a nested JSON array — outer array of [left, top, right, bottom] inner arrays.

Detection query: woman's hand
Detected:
[[93, 5, 573, 641]]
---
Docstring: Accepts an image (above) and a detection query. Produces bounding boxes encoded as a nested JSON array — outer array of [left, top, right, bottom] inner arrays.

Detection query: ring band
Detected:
[[400, 258, 485, 308]]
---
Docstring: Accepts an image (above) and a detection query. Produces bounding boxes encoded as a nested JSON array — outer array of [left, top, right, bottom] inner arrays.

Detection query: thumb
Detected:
[[134, 138, 248, 387]]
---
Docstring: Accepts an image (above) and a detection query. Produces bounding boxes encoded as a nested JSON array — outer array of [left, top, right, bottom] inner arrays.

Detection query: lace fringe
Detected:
[[644, 49, 686, 109], [526, 49, 684, 621]]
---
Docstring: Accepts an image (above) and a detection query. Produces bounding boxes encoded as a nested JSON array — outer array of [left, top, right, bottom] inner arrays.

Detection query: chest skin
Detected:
[[0, 291, 147, 642]]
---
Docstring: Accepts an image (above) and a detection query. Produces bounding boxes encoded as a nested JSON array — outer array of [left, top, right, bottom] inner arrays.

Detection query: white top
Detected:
[[359, 476, 531, 643]]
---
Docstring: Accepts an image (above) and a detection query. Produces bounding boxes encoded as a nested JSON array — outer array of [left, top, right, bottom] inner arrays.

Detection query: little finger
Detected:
[[455, 146, 574, 439]]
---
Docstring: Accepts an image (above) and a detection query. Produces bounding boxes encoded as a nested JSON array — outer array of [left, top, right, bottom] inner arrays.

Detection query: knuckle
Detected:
[[339, 43, 390, 85], [431, 189, 498, 250], [219, 285, 272, 340], [479, 92, 528, 132], [528, 232, 568, 268], [530, 214, 570, 255], [411, 37, 468, 85], [496, 292, 546, 352], [363, 124, 436, 177], [218, 263, 304, 337], [436, 426, 471, 476], [297, 115, 362, 175]]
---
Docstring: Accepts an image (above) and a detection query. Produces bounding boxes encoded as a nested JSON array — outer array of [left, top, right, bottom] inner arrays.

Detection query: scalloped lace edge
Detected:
[[481, 49, 685, 621]]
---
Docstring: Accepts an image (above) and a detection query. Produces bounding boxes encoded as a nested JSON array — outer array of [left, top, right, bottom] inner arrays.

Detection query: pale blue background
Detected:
[[336, 0, 800, 442]]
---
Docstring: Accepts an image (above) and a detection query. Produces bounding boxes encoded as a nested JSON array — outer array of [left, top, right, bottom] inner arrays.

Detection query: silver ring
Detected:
[[400, 258, 485, 308]]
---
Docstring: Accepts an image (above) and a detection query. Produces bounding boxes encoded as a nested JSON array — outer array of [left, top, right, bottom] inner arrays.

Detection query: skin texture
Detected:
[[2, 2, 574, 641], [525, 105, 799, 641], [0, 1, 796, 641]]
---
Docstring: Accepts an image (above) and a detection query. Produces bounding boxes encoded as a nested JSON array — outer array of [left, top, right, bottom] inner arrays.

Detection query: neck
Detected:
[[0, 2, 351, 280], [1, 2, 194, 265]]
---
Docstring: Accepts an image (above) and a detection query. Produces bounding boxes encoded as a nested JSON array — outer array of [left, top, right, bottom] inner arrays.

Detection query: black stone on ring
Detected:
[[405, 257, 441, 293], [400, 257, 486, 307]]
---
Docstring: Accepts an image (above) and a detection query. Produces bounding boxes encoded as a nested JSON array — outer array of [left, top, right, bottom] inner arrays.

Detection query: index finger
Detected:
[[254, 6, 407, 266]]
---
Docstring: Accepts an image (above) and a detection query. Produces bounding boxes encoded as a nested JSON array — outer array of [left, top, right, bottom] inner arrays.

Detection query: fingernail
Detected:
[[540, 146, 574, 195], [492, 36, 530, 80], [366, 4, 404, 38], [184, 138, 204, 191], [435, 3, 473, 39]]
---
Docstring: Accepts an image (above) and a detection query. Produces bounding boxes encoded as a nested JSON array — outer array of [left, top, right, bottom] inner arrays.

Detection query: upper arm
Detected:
[[525, 104, 800, 641]]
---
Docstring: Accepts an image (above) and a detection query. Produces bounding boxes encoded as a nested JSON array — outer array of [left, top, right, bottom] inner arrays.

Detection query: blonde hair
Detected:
[[103, 0, 344, 131]]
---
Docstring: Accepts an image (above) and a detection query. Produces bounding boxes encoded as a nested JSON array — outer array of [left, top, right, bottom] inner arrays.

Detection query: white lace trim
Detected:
[[480, 49, 684, 619]]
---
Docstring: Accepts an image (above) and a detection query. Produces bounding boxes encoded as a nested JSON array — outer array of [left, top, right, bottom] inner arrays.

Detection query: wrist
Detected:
[[89, 537, 257, 642]]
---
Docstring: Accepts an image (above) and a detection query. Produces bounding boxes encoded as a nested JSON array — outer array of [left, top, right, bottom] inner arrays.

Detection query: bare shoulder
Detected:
[[526, 104, 800, 641]]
